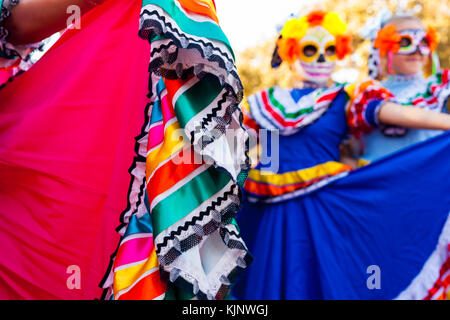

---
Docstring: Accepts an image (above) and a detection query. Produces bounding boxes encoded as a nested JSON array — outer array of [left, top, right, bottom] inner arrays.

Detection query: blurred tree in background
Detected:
[[237, 0, 450, 97]]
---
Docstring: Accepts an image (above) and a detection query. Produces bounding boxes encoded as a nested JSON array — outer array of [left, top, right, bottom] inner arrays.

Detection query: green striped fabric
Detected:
[[142, 0, 235, 59], [173, 74, 223, 128], [268, 87, 314, 118], [152, 166, 232, 236]]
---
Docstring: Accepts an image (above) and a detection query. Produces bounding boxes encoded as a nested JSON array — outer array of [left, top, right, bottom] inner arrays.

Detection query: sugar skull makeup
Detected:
[[397, 29, 430, 56], [295, 26, 337, 84], [275, 11, 353, 83]]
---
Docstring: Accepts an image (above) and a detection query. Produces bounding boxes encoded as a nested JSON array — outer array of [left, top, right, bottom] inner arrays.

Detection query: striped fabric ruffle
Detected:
[[101, 0, 251, 300], [346, 79, 393, 138], [396, 213, 450, 300], [245, 161, 352, 203], [382, 70, 450, 138], [246, 85, 345, 136], [347, 70, 450, 139], [396, 69, 450, 112]]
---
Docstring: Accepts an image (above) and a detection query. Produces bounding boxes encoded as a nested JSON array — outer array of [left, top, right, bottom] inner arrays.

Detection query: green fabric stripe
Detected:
[[173, 74, 223, 128], [396, 79, 439, 106], [230, 217, 239, 231], [164, 283, 196, 300], [150, 33, 167, 42], [267, 87, 314, 119], [142, 0, 235, 59], [152, 166, 231, 236]]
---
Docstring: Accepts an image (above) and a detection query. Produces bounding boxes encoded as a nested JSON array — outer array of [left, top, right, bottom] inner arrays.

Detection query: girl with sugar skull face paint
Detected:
[[294, 26, 338, 84], [275, 11, 352, 87], [233, 10, 450, 300]]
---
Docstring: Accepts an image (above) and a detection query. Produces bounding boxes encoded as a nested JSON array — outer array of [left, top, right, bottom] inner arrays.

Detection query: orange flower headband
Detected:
[[276, 11, 353, 64], [374, 24, 439, 58]]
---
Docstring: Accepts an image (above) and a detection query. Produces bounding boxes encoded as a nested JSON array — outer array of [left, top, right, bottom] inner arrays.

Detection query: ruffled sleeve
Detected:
[[101, 0, 252, 301], [0, 0, 41, 70], [425, 69, 450, 112], [345, 79, 393, 138]]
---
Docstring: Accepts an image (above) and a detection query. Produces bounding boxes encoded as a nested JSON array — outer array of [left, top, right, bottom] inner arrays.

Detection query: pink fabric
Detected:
[[114, 236, 155, 267], [0, 0, 150, 299], [148, 124, 164, 150], [0, 68, 17, 87]]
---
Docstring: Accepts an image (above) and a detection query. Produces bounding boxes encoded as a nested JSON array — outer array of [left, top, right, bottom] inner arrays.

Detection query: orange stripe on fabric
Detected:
[[164, 76, 194, 104], [248, 162, 352, 186], [245, 165, 351, 196], [113, 249, 160, 294], [242, 100, 260, 132], [177, 0, 219, 23], [146, 120, 185, 177], [244, 177, 321, 197], [118, 270, 167, 300], [147, 148, 204, 205]]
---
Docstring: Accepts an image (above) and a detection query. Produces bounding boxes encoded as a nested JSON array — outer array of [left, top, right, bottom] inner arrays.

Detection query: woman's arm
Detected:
[[2, 0, 106, 45], [379, 102, 450, 131]]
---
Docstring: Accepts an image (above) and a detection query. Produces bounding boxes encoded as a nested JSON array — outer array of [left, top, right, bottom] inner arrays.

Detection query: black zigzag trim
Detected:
[[156, 182, 252, 300], [140, 7, 249, 172], [155, 183, 244, 255], [149, 40, 178, 62], [191, 86, 232, 149], [196, 79, 233, 129], [140, 8, 234, 64], [139, 9, 241, 84], [187, 77, 249, 172]]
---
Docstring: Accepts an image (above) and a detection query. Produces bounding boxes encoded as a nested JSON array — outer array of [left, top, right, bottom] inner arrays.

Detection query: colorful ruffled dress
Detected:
[[361, 71, 450, 162], [232, 82, 450, 300], [0, 0, 251, 300]]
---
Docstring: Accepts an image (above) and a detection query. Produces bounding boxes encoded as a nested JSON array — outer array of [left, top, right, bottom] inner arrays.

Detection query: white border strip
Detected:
[[395, 211, 450, 300]]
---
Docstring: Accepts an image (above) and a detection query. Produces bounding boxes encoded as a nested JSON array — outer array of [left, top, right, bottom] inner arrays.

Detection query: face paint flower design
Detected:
[[275, 11, 352, 84]]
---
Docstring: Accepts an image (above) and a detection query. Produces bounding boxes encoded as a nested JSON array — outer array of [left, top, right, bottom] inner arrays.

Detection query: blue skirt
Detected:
[[233, 133, 450, 300]]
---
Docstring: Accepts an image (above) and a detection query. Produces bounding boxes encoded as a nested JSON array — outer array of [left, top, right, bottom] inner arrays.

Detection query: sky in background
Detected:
[[214, 0, 323, 53]]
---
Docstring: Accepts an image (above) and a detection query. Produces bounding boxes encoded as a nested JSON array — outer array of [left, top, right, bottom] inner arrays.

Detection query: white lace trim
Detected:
[[395, 211, 450, 300]]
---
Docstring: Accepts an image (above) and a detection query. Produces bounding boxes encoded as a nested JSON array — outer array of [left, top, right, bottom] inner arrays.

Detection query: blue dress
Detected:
[[233, 83, 450, 300], [362, 72, 449, 162]]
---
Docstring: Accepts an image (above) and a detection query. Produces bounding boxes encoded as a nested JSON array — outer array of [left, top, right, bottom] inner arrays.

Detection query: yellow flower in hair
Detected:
[[280, 16, 308, 40], [322, 12, 347, 36]]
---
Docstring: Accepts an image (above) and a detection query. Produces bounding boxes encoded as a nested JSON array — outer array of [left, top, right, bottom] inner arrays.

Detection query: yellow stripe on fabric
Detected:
[[357, 158, 370, 167], [344, 83, 357, 101], [248, 161, 350, 186], [147, 120, 186, 175], [113, 249, 159, 294], [242, 99, 250, 112]]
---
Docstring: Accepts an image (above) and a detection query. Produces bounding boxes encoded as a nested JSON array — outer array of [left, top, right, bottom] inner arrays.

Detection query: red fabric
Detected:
[[0, 0, 149, 299]]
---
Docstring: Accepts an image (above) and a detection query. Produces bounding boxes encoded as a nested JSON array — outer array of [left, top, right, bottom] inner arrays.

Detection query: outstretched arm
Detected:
[[2, 0, 106, 45], [378, 102, 450, 131]]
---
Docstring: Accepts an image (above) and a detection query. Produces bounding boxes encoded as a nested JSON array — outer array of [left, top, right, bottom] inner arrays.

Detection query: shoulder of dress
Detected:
[[426, 69, 450, 87], [343, 78, 393, 101], [247, 86, 292, 108]]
